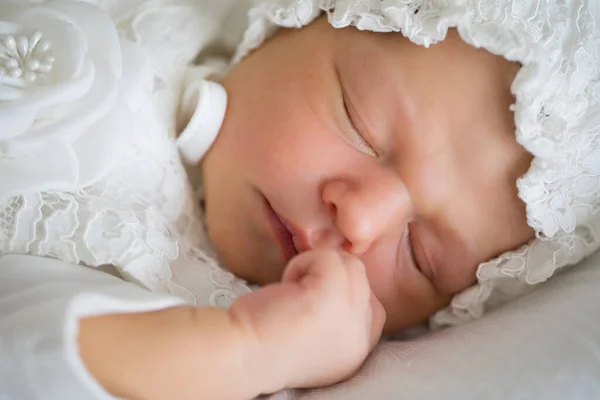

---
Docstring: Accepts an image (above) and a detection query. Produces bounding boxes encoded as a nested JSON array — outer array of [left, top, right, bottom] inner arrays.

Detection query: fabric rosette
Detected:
[[0, 0, 149, 199]]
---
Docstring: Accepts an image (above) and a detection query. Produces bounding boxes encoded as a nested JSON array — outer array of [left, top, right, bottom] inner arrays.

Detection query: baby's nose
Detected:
[[321, 178, 412, 256]]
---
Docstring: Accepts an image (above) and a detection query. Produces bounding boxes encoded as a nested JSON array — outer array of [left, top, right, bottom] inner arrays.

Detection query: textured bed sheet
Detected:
[[261, 250, 600, 400]]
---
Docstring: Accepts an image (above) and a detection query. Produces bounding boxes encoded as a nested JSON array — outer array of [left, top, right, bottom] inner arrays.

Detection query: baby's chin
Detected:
[[381, 309, 440, 336]]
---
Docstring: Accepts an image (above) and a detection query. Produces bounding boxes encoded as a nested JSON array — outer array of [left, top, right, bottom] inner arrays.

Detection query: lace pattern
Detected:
[[2, 0, 252, 308], [9, 0, 599, 327], [233, 0, 600, 327]]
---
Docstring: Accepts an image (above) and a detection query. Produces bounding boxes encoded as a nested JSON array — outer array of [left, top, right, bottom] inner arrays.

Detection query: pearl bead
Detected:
[[3, 36, 16, 51], [10, 68, 22, 78], [16, 36, 29, 58], [24, 71, 37, 83], [5, 59, 18, 69], [30, 31, 43, 48], [38, 63, 53, 73], [27, 59, 41, 71], [1, 32, 54, 85]]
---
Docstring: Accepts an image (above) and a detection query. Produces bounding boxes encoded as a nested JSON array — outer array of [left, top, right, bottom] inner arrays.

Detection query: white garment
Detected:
[[2, 0, 599, 398], [0, 255, 186, 400], [0, 0, 252, 398]]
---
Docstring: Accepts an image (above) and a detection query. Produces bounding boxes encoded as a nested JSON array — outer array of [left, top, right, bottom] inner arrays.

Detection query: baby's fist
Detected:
[[230, 250, 386, 393], [281, 250, 386, 387]]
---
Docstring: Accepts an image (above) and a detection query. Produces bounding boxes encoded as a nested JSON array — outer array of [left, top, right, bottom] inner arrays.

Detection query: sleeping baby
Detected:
[[1, 0, 599, 399]]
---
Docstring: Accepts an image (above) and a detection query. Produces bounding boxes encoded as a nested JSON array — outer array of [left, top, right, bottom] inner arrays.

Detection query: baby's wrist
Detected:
[[227, 305, 290, 395]]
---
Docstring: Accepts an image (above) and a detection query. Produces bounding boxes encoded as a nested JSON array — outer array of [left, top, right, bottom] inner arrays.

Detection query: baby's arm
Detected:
[[80, 305, 266, 400], [0, 254, 265, 400], [81, 250, 386, 399], [1, 250, 384, 400]]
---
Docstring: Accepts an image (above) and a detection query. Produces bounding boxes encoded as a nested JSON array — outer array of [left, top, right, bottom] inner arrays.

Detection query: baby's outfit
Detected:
[[2, 0, 600, 399], [0, 1, 252, 398]]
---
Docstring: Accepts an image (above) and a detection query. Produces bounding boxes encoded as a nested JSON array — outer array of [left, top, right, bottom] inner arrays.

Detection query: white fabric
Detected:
[[0, 0, 252, 398], [263, 248, 600, 400], [1, 0, 599, 399], [177, 78, 228, 166], [2, 252, 600, 400], [0, 0, 252, 303], [0, 254, 187, 400], [0, 0, 146, 199], [233, 0, 600, 328]]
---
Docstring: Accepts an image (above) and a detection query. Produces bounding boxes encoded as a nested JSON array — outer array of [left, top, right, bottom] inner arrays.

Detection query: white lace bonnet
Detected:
[[231, 0, 600, 328]]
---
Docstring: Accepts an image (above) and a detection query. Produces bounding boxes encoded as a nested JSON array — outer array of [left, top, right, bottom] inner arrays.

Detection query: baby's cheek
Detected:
[[382, 290, 451, 333], [360, 248, 405, 301], [365, 263, 449, 332]]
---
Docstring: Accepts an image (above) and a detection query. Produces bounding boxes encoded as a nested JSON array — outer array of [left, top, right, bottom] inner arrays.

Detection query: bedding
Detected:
[[5, 1, 599, 399], [263, 249, 600, 400]]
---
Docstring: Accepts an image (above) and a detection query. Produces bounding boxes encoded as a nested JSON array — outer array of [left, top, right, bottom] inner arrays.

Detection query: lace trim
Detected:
[[1, 0, 252, 308], [233, 0, 600, 327]]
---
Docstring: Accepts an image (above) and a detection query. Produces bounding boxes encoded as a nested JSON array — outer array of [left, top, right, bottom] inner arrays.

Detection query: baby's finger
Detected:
[[282, 250, 341, 287], [282, 254, 310, 283], [368, 292, 387, 350], [339, 252, 372, 299]]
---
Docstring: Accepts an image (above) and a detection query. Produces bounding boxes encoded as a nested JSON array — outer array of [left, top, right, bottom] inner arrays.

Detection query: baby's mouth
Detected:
[[263, 196, 299, 262]]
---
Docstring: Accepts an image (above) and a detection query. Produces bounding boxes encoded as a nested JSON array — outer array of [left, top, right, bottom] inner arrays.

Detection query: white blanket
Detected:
[[264, 249, 600, 400]]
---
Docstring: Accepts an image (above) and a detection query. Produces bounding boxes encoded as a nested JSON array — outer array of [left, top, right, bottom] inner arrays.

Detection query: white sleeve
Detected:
[[0, 255, 188, 400]]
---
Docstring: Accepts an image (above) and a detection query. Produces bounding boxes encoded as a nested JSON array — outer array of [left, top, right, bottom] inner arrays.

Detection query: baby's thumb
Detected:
[[369, 292, 386, 350], [281, 251, 317, 284], [282, 250, 337, 286]]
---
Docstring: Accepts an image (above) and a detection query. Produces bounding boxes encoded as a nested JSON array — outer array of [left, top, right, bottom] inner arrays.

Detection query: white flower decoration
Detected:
[[0, 0, 149, 199]]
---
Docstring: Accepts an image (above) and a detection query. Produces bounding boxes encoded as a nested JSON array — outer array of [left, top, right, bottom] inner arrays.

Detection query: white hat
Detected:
[[233, 0, 600, 328]]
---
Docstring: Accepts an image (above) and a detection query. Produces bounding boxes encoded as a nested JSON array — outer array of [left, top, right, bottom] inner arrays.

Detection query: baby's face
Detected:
[[202, 17, 534, 333]]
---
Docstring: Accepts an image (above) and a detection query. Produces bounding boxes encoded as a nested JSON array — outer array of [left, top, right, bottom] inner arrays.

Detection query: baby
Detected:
[[1, 0, 599, 399], [204, 16, 533, 333]]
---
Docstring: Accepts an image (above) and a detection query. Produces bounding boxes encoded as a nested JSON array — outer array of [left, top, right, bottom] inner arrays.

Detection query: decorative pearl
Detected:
[[16, 36, 29, 58], [1, 31, 54, 85], [5, 59, 18, 69], [3, 36, 16, 51], [24, 71, 37, 83], [27, 59, 41, 71], [10, 68, 22, 78], [30, 31, 43, 48], [38, 63, 53, 73]]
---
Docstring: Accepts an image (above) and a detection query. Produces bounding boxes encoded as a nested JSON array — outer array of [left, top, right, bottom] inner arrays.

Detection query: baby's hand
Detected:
[[229, 250, 386, 393]]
